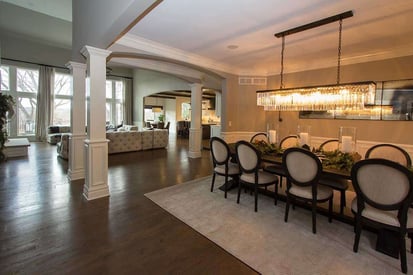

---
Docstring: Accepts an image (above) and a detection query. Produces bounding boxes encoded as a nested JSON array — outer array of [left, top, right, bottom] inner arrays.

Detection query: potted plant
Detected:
[[0, 94, 15, 161], [158, 114, 164, 122]]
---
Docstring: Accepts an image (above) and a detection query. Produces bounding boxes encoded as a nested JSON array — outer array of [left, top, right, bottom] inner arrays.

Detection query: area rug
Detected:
[[145, 176, 412, 274]]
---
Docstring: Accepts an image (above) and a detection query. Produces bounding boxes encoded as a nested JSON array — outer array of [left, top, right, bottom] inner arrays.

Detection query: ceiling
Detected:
[[108, 0, 413, 78], [3, 0, 413, 82]]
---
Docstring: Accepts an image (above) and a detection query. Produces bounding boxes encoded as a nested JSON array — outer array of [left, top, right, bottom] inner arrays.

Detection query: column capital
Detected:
[[80, 46, 111, 59], [189, 83, 203, 90], [65, 61, 86, 71]]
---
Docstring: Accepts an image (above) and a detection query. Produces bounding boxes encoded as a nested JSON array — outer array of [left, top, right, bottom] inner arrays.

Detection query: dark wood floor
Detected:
[[0, 136, 257, 274]]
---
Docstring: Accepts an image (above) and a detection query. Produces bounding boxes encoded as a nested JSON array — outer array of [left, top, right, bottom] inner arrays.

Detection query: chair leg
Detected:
[[340, 190, 346, 214], [328, 197, 333, 223], [312, 201, 317, 234], [254, 184, 258, 212], [284, 196, 290, 222], [210, 173, 216, 192], [237, 180, 242, 204], [353, 218, 362, 252], [400, 232, 407, 274], [274, 182, 278, 206], [224, 175, 228, 199], [410, 233, 413, 254]]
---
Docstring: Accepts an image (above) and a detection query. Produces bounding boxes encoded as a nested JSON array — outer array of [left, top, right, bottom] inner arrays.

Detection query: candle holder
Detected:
[[297, 125, 311, 147], [339, 127, 356, 153]]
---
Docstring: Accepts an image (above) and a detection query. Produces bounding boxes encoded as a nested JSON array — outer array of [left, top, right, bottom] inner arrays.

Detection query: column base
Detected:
[[83, 139, 109, 200], [189, 128, 202, 158], [68, 133, 87, 181]]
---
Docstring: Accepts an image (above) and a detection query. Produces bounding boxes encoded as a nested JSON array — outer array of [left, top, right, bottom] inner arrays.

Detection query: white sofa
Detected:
[[47, 125, 71, 144]]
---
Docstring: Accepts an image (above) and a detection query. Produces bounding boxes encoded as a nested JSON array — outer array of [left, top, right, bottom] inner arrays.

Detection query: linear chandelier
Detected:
[[257, 10, 376, 111]]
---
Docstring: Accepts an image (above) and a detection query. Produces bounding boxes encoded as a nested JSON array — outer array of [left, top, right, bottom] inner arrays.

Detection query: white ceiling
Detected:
[[4, 0, 413, 79], [109, 0, 413, 77]]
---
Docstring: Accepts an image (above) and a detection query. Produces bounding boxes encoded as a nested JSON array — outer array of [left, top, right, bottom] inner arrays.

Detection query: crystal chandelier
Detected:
[[257, 11, 376, 111]]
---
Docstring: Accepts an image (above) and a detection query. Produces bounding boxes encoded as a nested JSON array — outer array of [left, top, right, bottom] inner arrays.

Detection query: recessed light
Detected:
[[227, 45, 238, 50]]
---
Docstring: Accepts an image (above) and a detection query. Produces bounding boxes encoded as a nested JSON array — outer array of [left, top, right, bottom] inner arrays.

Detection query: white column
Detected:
[[66, 61, 87, 181], [80, 46, 111, 200], [188, 83, 203, 158]]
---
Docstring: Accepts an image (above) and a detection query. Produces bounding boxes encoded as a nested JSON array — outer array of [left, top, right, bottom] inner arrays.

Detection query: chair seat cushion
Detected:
[[319, 175, 349, 191], [351, 198, 413, 228], [240, 171, 278, 185], [289, 184, 333, 200], [214, 163, 239, 176]]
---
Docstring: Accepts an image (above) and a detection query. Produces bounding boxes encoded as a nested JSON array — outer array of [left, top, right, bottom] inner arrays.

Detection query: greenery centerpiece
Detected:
[[319, 149, 362, 172], [0, 94, 16, 161], [251, 140, 282, 155]]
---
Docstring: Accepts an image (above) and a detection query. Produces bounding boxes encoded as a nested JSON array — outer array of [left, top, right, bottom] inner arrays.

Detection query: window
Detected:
[[106, 79, 124, 126], [53, 72, 72, 125]]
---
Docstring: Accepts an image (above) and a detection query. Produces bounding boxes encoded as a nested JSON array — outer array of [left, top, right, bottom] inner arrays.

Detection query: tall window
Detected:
[[106, 79, 124, 126], [53, 72, 72, 125], [1, 65, 40, 137]]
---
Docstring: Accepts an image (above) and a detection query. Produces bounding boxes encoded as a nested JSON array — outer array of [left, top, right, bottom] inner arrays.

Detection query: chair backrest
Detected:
[[164, 122, 170, 130], [145, 122, 152, 128], [282, 147, 322, 187], [319, 139, 339, 152], [279, 135, 298, 149], [210, 137, 231, 167], [351, 158, 413, 213], [250, 132, 268, 143], [365, 143, 412, 167], [235, 140, 261, 174]]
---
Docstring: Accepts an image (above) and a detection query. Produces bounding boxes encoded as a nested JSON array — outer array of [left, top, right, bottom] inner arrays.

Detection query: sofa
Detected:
[[107, 129, 168, 154], [47, 125, 71, 144]]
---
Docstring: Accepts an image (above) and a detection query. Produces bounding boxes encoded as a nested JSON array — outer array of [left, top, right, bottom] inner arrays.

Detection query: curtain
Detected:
[[123, 78, 133, 125], [36, 66, 54, 142]]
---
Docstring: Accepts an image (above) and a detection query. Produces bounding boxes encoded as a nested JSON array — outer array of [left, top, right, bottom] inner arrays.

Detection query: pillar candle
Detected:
[[341, 135, 352, 153], [268, 130, 277, 144], [299, 132, 309, 146]]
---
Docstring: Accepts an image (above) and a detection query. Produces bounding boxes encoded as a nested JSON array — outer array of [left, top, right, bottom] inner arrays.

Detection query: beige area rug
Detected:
[[145, 176, 412, 275]]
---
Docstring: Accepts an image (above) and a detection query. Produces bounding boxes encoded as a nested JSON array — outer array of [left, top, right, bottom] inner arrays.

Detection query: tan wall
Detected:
[[232, 56, 413, 147]]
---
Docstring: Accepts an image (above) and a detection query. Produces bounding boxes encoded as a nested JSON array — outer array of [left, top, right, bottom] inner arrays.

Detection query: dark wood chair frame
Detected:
[[235, 140, 278, 212], [210, 137, 240, 198], [263, 135, 298, 188], [365, 143, 412, 167], [250, 132, 268, 143], [351, 158, 413, 274], [283, 147, 333, 234], [318, 139, 349, 214]]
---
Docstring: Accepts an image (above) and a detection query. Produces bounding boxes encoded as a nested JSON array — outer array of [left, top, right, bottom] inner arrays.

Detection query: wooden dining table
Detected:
[[226, 142, 406, 259]]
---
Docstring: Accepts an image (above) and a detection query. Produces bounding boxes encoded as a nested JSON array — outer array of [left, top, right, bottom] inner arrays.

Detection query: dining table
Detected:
[[224, 141, 402, 259]]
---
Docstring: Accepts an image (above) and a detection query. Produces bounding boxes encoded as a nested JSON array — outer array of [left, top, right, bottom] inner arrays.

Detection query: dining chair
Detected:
[[210, 137, 240, 198], [250, 132, 268, 143], [283, 147, 334, 234], [235, 140, 279, 212], [318, 139, 349, 214], [351, 158, 413, 274], [319, 139, 339, 152], [263, 135, 298, 187], [365, 143, 412, 167], [279, 135, 298, 149]]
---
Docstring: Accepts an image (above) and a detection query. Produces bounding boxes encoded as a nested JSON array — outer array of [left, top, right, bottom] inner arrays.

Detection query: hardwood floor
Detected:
[[0, 136, 257, 274]]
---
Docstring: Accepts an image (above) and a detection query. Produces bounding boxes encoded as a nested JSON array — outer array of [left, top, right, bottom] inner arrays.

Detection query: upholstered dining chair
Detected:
[[264, 135, 298, 188], [365, 143, 412, 167], [235, 140, 279, 212], [318, 139, 349, 214], [279, 135, 298, 149], [250, 132, 268, 143], [210, 137, 240, 199], [283, 147, 334, 234], [351, 158, 413, 274]]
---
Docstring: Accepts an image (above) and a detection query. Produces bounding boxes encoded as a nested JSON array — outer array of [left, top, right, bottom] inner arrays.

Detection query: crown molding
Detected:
[[116, 34, 241, 75]]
